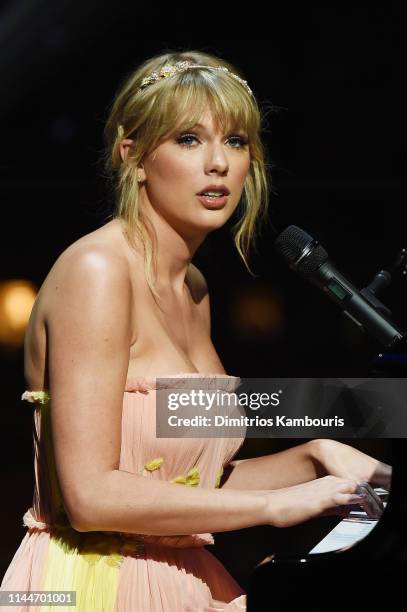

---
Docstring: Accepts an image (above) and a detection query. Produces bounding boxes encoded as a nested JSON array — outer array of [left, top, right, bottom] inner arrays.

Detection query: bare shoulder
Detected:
[[24, 221, 137, 391], [39, 224, 132, 319]]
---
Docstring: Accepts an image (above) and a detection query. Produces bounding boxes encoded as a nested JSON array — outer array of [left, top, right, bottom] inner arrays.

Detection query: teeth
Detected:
[[202, 191, 224, 197]]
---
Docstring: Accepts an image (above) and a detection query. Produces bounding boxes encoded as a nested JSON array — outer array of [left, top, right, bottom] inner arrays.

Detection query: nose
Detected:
[[204, 142, 229, 176]]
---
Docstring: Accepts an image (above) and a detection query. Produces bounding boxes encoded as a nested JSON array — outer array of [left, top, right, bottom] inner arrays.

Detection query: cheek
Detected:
[[151, 151, 196, 184]]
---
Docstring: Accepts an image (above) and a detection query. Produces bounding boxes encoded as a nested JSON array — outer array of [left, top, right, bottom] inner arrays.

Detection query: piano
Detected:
[[247, 438, 407, 609], [245, 341, 407, 609]]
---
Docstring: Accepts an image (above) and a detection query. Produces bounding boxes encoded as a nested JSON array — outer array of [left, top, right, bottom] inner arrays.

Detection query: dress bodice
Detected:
[[22, 371, 242, 401]]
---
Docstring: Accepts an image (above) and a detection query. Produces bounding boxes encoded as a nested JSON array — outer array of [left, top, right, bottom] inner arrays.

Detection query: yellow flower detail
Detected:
[[37, 391, 50, 404], [80, 532, 123, 567], [22, 390, 50, 404], [81, 550, 124, 568], [170, 467, 200, 487], [144, 457, 164, 471], [215, 467, 224, 488], [104, 553, 124, 568], [81, 552, 103, 566]]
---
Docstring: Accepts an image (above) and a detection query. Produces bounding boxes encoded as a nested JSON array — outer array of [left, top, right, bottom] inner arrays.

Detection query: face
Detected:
[[134, 108, 251, 240]]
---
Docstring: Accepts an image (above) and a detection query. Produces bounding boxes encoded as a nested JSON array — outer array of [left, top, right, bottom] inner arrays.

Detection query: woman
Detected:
[[1, 50, 391, 611]]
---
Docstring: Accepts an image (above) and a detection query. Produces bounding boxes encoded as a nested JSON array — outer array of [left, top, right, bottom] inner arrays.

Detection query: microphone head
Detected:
[[274, 225, 328, 277]]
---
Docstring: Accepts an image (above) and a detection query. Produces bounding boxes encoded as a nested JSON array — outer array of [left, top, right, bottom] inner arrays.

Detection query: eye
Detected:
[[176, 134, 199, 148], [228, 135, 249, 149], [175, 133, 249, 149]]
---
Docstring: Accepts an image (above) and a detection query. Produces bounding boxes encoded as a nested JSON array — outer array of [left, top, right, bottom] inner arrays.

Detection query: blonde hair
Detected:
[[103, 50, 272, 302]]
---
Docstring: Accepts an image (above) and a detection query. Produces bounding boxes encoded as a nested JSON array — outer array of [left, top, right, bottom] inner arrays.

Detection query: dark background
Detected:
[[1, 2, 405, 588]]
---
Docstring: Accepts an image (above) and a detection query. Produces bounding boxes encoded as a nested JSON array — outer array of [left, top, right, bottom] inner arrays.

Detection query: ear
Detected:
[[119, 138, 146, 182], [119, 138, 134, 163]]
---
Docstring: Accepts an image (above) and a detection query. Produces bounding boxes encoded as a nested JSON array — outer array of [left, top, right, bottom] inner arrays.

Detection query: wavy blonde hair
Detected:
[[103, 50, 272, 302]]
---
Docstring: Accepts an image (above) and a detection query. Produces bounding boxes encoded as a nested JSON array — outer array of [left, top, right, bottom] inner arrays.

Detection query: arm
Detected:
[[221, 439, 392, 492], [220, 440, 325, 490], [46, 248, 267, 535], [309, 439, 392, 489]]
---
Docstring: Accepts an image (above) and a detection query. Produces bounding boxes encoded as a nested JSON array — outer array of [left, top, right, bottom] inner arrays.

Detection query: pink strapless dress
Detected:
[[0, 373, 247, 611]]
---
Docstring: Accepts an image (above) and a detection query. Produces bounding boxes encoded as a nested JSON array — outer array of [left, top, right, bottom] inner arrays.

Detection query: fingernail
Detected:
[[349, 494, 366, 501]]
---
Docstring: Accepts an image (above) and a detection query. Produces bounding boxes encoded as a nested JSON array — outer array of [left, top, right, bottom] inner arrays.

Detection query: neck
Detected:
[[154, 230, 200, 296], [117, 202, 207, 297]]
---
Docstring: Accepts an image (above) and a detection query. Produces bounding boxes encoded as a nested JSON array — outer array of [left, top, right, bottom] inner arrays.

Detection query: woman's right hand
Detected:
[[260, 475, 384, 528]]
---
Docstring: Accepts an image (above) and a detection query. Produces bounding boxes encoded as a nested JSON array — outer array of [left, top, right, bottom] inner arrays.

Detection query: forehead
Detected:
[[174, 107, 244, 134], [186, 110, 223, 132]]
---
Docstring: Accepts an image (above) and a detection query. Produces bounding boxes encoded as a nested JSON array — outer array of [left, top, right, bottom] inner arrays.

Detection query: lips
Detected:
[[197, 184, 230, 196], [197, 194, 228, 209]]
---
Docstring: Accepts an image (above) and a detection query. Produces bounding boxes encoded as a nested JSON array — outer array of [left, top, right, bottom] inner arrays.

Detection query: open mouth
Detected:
[[196, 185, 230, 207], [198, 192, 228, 198], [197, 186, 230, 198]]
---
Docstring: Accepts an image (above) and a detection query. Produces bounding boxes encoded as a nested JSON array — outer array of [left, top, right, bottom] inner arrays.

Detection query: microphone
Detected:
[[274, 225, 404, 347]]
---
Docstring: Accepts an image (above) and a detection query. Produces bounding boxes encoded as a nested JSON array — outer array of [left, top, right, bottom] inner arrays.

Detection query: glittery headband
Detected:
[[138, 60, 253, 97]]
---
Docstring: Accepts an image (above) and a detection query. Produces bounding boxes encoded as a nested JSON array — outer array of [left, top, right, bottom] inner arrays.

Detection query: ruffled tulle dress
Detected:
[[0, 372, 247, 611]]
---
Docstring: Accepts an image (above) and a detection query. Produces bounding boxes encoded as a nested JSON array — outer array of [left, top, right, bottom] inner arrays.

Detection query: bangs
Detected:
[[143, 69, 259, 147]]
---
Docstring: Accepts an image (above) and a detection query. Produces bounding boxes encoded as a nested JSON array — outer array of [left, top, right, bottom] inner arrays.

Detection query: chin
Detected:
[[198, 210, 230, 227], [178, 216, 227, 239]]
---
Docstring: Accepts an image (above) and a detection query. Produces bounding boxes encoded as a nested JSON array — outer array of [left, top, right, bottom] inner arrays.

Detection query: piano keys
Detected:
[[309, 488, 388, 554]]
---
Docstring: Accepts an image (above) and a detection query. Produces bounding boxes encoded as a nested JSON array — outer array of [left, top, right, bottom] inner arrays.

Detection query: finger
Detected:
[[333, 492, 366, 506], [361, 482, 384, 509], [358, 482, 384, 512], [357, 484, 384, 518], [335, 481, 359, 496]]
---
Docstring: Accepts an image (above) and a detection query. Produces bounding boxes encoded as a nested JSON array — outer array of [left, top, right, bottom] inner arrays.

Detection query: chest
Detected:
[[128, 283, 224, 374]]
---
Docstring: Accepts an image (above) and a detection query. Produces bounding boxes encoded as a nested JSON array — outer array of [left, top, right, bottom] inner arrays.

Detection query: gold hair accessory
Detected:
[[138, 60, 253, 97]]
